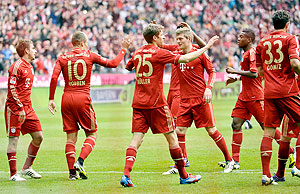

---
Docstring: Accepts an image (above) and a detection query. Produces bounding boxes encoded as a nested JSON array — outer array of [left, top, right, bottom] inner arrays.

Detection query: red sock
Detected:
[[260, 136, 273, 177], [274, 129, 281, 144], [123, 146, 137, 177], [232, 130, 243, 162], [23, 142, 40, 169], [7, 152, 17, 177], [79, 136, 96, 160], [276, 141, 290, 177], [296, 135, 300, 169], [177, 133, 188, 160], [210, 130, 232, 161], [169, 146, 188, 179], [65, 141, 76, 170]]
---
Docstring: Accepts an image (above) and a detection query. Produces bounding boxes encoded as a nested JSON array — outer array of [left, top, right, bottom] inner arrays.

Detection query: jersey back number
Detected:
[[263, 40, 284, 65], [67, 59, 87, 81], [134, 54, 153, 78]]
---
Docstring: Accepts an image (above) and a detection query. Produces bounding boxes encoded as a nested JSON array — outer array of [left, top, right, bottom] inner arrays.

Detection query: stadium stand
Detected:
[[0, 0, 299, 76]]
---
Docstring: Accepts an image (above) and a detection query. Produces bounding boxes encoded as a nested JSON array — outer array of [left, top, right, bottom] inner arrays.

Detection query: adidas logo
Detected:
[[126, 156, 135, 161], [261, 152, 270, 157]]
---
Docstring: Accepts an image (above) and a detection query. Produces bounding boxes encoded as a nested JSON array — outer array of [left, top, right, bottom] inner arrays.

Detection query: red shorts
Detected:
[[61, 92, 97, 134], [281, 115, 300, 138], [264, 95, 300, 128], [5, 106, 42, 137], [132, 106, 175, 134], [176, 97, 216, 128], [231, 99, 264, 123], [167, 90, 181, 118]]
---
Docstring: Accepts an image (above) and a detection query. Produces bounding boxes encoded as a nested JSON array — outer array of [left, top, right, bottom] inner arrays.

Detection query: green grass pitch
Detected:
[[0, 83, 299, 194]]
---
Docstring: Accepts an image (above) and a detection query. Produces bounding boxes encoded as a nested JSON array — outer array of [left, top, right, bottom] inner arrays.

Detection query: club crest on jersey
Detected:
[[11, 127, 16, 133], [10, 77, 16, 84]]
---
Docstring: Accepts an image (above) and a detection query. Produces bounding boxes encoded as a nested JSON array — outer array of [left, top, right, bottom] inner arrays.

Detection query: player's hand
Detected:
[[203, 88, 212, 104], [226, 67, 236, 74], [178, 22, 192, 30], [151, 20, 157, 24], [121, 36, 131, 50], [225, 77, 237, 86], [206, 35, 219, 49], [48, 100, 57, 115], [18, 110, 26, 123]]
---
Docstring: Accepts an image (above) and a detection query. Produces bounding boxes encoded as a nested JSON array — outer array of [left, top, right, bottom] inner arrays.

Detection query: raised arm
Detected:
[[179, 22, 206, 48], [93, 36, 131, 68], [177, 35, 219, 63]]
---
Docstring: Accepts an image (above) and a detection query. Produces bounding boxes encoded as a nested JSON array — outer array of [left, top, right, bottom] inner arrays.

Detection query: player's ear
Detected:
[[285, 21, 290, 31], [24, 48, 29, 55]]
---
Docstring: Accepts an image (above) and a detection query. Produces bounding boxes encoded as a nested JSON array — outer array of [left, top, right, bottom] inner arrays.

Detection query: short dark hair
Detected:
[[143, 23, 164, 43], [16, 39, 32, 57], [272, 10, 290, 30], [242, 28, 255, 43]]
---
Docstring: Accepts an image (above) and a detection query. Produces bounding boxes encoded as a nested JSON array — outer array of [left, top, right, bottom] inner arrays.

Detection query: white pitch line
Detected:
[[0, 169, 280, 174]]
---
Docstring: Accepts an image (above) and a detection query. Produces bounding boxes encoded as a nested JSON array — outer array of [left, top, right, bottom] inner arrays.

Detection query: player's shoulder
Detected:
[[8, 59, 24, 75], [247, 46, 256, 55]]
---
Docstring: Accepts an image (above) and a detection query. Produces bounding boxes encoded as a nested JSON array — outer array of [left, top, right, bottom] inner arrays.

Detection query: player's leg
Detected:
[[66, 132, 78, 180], [164, 131, 201, 184], [251, 101, 295, 159], [206, 126, 233, 173], [227, 99, 251, 169], [7, 136, 26, 181], [72, 95, 98, 179], [261, 126, 276, 185], [231, 117, 244, 167], [175, 126, 189, 166], [21, 131, 43, 179], [5, 106, 26, 181], [74, 131, 97, 180], [121, 132, 145, 187], [291, 129, 300, 178], [273, 135, 291, 182]]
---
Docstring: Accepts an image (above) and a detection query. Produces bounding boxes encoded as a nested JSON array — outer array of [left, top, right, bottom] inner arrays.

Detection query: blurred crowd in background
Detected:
[[0, 0, 300, 76]]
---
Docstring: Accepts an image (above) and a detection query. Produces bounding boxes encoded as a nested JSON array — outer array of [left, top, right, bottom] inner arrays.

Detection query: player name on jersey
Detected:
[[61, 53, 90, 59], [267, 64, 282, 71], [137, 78, 150, 84], [68, 80, 86, 86], [261, 34, 287, 41]]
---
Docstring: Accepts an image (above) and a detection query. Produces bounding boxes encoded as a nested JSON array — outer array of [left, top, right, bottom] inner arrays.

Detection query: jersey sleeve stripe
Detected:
[[12, 59, 22, 75]]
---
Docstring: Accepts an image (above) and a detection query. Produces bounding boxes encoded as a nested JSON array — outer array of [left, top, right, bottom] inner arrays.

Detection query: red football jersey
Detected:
[[162, 45, 180, 91], [6, 58, 34, 113], [256, 31, 300, 99], [174, 46, 215, 99], [49, 48, 126, 99], [126, 45, 180, 109], [239, 46, 264, 101], [169, 64, 180, 91]]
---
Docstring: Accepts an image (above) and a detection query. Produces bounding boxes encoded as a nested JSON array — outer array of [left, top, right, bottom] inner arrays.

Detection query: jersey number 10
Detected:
[[68, 59, 87, 80]]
